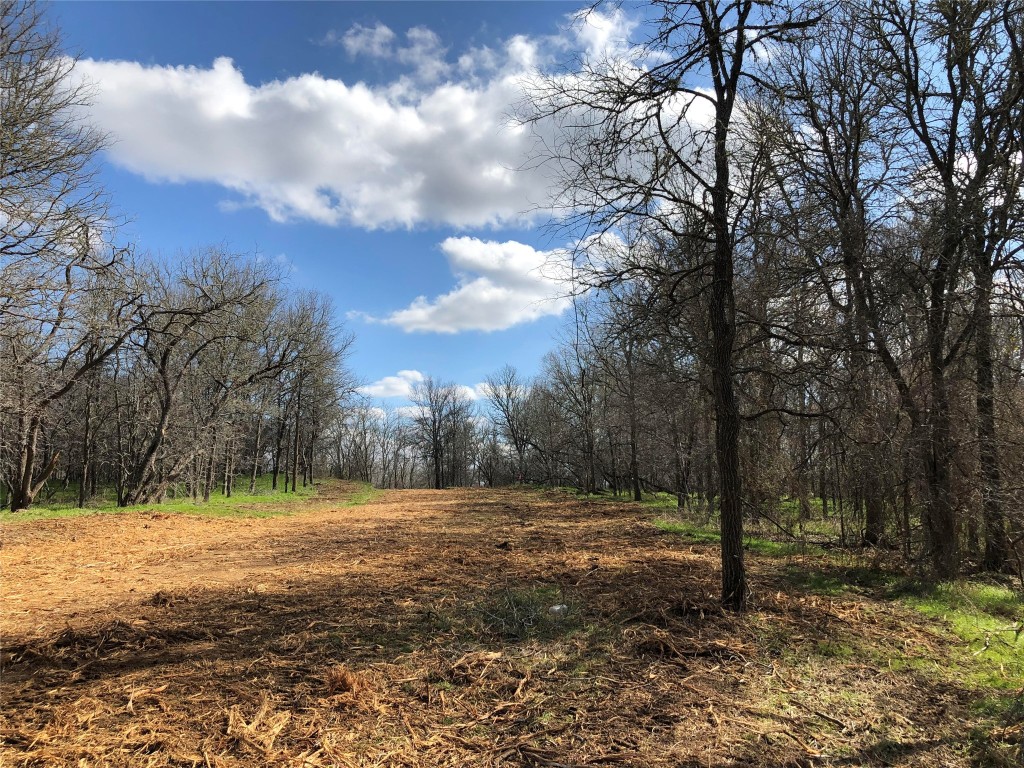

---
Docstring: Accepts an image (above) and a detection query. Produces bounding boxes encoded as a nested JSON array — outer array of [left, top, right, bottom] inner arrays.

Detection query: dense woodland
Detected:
[[2, 0, 1023, 607]]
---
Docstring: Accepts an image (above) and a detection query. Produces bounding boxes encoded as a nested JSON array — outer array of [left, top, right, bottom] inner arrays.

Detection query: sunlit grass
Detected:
[[653, 517, 821, 556], [904, 582, 1023, 692], [0, 476, 347, 523]]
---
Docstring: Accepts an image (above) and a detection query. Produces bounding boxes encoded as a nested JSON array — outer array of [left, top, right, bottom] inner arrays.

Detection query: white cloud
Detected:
[[75, 49, 552, 229], [459, 383, 491, 401], [358, 369, 425, 398], [359, 370, 488, 403], [340, 22, 396, 58], [338, 23, 448, 83], [397, 27, 450, 83], [372, 237, 571, 333], [71, 12, 665, 231], [572, 8, 638, 59]]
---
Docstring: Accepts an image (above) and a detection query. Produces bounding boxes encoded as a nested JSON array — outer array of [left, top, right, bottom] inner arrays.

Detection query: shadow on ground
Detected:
[[2, 488, 1019, 767]]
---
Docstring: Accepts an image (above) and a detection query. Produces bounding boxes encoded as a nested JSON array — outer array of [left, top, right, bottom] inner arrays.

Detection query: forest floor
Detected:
[[1, 482, 1021, 767]]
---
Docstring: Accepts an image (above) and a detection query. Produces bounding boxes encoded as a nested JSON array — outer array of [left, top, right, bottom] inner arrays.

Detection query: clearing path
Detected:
[[0, 484, 1016, 766]]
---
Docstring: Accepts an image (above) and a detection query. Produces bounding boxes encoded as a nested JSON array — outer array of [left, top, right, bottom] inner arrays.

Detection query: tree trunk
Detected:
[[291, 380, 302, 493], [709, 82, 746, 609], [250, 414, 263, 494], [203, 434, 217, 503], [11, 418, 60, 511], [975, 264, 1008, 572], [78, 386, 92, 508], [629, 415, 642, 502], [925, 358, 957, 578]]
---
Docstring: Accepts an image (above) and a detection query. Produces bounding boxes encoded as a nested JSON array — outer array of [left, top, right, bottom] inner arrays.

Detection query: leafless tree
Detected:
[[526, 0, 818, 608]]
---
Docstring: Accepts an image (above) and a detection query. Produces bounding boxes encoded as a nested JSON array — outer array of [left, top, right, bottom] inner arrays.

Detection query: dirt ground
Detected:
[[0, 484, 1015, 766]]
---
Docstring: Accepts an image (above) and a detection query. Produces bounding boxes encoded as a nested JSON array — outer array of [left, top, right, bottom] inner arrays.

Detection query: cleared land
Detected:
[[1, 483, 1021, 767]]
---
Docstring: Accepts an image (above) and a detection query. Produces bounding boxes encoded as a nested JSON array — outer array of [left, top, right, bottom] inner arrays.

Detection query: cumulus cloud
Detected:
[[74, 42, 551, 229], [359, 370, 488, 401], [70, 12, 667, 231], [572, 8, 638, 59], [370, 237, 571, 333], [336, 23, 449, 82], [396, 27, 450, 82], [358, 369, 425, 398], [339, 22, 396, 58]]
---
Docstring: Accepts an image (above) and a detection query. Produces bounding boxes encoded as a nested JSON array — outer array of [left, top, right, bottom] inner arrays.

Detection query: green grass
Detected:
[[0, 476, 371, 523], [340, 483, 384, 507], [903, 582, 1023, 692], [654, 503, 1023, 732], [474, 584, 581, 642], [653, 517, 820, 557]]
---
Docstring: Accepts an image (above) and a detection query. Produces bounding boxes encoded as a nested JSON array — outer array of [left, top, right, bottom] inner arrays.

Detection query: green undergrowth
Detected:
[[653, 517, 823, 557], [650, 501, 1023, 738], [903, 582, 1023, 695], [340, 483, 384, 507], [0, 477, 379, 523], [780, 568, 1023, 695]]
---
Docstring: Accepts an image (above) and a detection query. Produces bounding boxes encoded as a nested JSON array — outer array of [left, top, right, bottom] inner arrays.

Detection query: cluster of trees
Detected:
[[533, 0, 1024, 602], [0, 1, 352, 510], [5, 0, 1022, 610], [330, 0, 1024, 608]]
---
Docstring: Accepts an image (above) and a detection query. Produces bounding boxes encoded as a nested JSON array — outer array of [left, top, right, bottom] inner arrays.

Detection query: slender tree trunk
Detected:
[[78, 386, 92, 508], [607, 430, 619, 497], [224, 434, 234, 498], [291, 379, 302, 493], [628, 409, 641, 502], [272, 416, 287, 491], [975, 265, 1009, 571], [203, 433, 217, 503], [250, 413, 263, 494]]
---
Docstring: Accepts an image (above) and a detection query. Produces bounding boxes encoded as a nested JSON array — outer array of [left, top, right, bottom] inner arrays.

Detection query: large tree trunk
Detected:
[[11, 418, 60, 511], [710, 149, 745, 609]]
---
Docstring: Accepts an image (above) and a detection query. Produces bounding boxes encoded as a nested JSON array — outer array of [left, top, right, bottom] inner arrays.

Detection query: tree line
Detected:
[[4, 0, 1023, 610], [0, 1, 353, 510], [331, 0, 1024, 608], [523, 0, 1024, 606]]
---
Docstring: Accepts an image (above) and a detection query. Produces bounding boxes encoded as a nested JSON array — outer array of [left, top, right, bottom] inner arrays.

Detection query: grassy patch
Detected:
[[0, 504, 135, 524], [903, 582, 1023, 692], [783, 568, 1023, 687], [340, 483, 384, 507], [783, 562, 1023, 730], [653, 518, 820, 557], [0, 477, 358, 523]]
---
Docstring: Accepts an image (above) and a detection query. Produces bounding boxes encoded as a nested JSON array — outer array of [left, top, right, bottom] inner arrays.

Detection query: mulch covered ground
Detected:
[[0, 484, 1016, 766]]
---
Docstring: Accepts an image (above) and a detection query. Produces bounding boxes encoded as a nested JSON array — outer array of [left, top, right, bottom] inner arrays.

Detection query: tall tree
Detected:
[[1, 0, 142, 509], [528, 0, 816, 608]]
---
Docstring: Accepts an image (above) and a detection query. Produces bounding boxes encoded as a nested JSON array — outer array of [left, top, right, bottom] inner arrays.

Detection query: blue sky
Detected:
[[52, 1, 642, 402]]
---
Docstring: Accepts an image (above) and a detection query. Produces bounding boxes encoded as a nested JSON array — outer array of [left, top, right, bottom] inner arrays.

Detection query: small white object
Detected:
[[548, 604, 569, 618]]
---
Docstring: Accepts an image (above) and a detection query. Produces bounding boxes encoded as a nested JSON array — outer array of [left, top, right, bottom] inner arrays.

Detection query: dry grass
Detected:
[[0, 483, 1018, 767]]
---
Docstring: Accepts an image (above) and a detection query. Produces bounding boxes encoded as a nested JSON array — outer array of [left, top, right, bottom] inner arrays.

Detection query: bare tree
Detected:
[[410, 377, 476, 490], [484, 365, 534, 483], [0, 1, 145, 510], [527, 0, 817, 608]]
